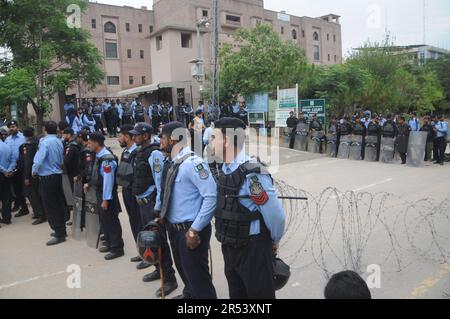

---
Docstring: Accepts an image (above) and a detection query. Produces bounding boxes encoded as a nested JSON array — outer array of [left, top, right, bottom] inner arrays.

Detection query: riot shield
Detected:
[[326, 133, 337, 157], [280, 127, 293, 148], [72, 180, 85, 241], [380, 137, 395, 163], [349, 135, 363, 160], [407, 131, 427, 167], [310, 131, 323, 154], [294, 123, 308, 151], [62, 173, 74, 207], [337, 135, 351, 159], [84, 187, 100, 248], [364, 135, 379, 162]]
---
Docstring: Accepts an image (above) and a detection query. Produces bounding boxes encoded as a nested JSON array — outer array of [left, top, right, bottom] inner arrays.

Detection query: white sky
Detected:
[[92, 0, 450, 55]]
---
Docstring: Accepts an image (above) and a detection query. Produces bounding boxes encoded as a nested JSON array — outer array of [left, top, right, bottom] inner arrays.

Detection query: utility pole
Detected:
[[211, 0, 219, 116]]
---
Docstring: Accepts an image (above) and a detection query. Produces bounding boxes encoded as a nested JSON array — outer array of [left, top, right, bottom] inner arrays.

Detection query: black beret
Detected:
[[161, 121, 185, 138], [130, 122, 153, 136], [88, 132, 105, 143], [214, 117, 247, 130], [120, 124, 135, 135], [7, 120, 18, 128]]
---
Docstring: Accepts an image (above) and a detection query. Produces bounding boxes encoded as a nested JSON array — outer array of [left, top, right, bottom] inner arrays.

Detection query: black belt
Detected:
[[169, 221, 193, 232], [39, 174, 61, 180]]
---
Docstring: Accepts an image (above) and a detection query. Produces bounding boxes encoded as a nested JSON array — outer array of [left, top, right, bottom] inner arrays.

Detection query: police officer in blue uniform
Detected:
[[5, 120, 29, 218], [210, 117, 286, 299], [0, 135, 14, 225], [160, 122, 217, 299], [116, 125, 142, 262], [85, 132, 124, 260], [130, 122, 178, 297], [32, 121, 67, 245]]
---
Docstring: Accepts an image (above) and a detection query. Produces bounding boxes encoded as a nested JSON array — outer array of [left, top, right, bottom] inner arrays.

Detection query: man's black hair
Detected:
[[324, 270, 371, 299], [63, 128, 74, 135], [44, 121, 58, 135], [58, 121, 68, 131], [23, 127, 35, 138], [161, 122, 186, 142]]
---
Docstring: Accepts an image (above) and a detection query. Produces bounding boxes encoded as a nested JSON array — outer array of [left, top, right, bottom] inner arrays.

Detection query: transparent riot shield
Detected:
[[380, 137, 395, 163], [349, 135, 363, 160], [72, 179, 85, 241], [364, 135, 379, 162], [280, 127, 294, 148], [294, 123, 308, 151], [62, 173, 74, 207], [407, 131, 427, 167], [326, 133, 337, 157], [337, 135, 351, 159], [84, 187, 100, 248], [310, 131, 323, 154]]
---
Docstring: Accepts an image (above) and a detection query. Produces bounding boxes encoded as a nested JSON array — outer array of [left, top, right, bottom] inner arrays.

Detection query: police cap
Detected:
[[7, 120, 18, 128], [130, 122, 153, 136]]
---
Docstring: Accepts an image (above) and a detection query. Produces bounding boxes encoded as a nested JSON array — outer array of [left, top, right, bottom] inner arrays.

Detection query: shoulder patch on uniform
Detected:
[[103, 161, 112, 173], [249, 175, 269, 205], [191, 157, 203, 166], [194, 163, 209, 180], [153, 157, 161, 173]]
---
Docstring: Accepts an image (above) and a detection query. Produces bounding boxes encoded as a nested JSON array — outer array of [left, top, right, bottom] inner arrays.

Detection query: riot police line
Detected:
[[51, 119, 291, 299], [282, 112, 449, 167]]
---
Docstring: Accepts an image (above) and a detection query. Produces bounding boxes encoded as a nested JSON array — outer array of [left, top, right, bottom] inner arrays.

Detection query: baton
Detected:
[[225, 195, 308, 201]]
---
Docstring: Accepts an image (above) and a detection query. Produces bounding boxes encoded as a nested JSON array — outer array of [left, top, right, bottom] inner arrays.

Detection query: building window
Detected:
[[127, 49, 132, 58], [126, 23, 130, 32], [107, 76, 120, 85], [313, 32, 319, 41], [142, 76, 146, 84], [226, 14, 241, 24], [313, 46, 320, 61], [333, 34, 336, 42], [91, 19, 96, 29], [292, 29, 297, 40], [105, 42, 118, 59], [328, 54, 330, 61], [327, 34, 330, 41], [140, 50, 144, 59], [150, 25, 153, 33], [334, 55, 337, 62], [104, 21, 116, 34], [156, 36, 163, 51], [281, 26, 284, 35], [202, 10, 208, 18], [302, 29, 305, 38], [129, 76, 134, 85], [138, 24, 143, 33], [181, 33, 192, 48]]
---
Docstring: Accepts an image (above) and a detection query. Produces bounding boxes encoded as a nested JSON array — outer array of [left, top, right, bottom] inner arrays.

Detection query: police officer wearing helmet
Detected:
[[130, 122, 178, 297], [159, 122, 217, 299], [366, 115, 382, 161], [85, 132, 124, 260], [210, 117, 286, 299], [116, 125, 142, 262]]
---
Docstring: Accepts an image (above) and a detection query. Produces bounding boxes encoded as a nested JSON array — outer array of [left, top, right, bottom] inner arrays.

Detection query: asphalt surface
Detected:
[[0, 136, 449, 299]]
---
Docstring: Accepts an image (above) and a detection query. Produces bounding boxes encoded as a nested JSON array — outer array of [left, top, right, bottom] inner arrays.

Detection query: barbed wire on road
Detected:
[[274, 180, 450, 279]]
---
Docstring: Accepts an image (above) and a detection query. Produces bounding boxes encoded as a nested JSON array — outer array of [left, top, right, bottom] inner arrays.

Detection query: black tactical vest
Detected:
[[117, 147, 137, 189], [80, 146, 95, 183], [214, 161, 270, 247], [311, 120, 321, 131], [339, 123, 351, 136], [383, 121, 395, 138], [135, 103, 144, 115], [132, 143, 160, 196], [353, 123, 365, 136], [367, 123, 380, 136]]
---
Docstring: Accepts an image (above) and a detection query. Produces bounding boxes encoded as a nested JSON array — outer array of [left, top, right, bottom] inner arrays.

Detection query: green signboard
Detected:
[[278, 86, 298, 109], [300, 99, 326, 124]]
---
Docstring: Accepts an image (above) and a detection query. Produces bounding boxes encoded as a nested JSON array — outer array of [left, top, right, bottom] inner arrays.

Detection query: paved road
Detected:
[[0, 138, 449, 299]]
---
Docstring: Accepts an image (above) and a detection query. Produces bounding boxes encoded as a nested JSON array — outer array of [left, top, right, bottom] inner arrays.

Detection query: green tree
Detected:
[[0, 0, 104, 132], [219, 23, 310, 101], [425, 54, 450, 113]]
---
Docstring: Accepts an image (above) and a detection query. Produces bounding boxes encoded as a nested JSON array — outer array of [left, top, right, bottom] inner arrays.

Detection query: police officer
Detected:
[[122, 100, 133, 125], [133, 98, 145, 123], [76, 130, 95, 185], [5, 120, 28, 218], [339, 116, 353, 138], [85, 132, 124, 260], [309, 115, 324, 153], [434, 115, 449, 165], [92, 98, 105, 134], [150, 104, 161, 132], [32, 121, 67, 245], [286, 111, 298, 149], [62, 128, 81, 191], [210, 117, 285, 299], [159, 122, 217, 299], [382, 114, 398, 139], [184, 104, 194, 128], [366, 115, 382, 161], [116, 125, 142, 263], [420, 116, 436, 162], [0, 134, 14, 225], [396, 116, 410, 164], [237, 103, 248, 126], [19, 128, 46, 225], [130, 123, 178, 296], [352, 116, 366, 160]]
